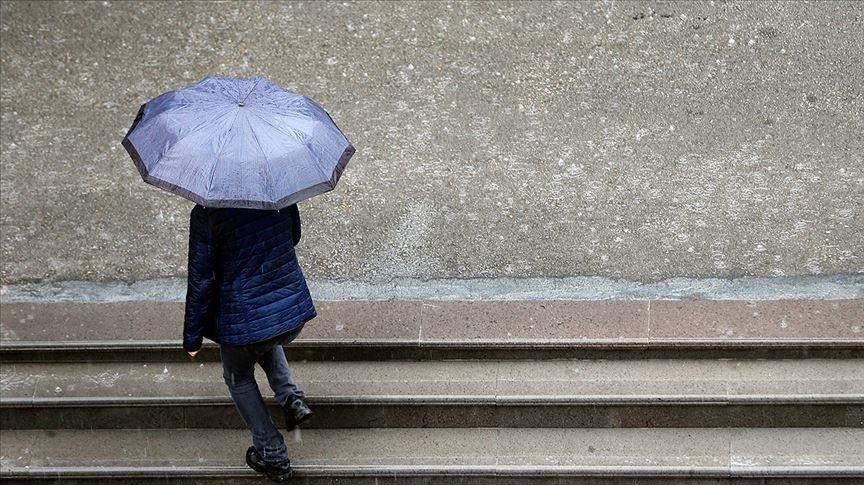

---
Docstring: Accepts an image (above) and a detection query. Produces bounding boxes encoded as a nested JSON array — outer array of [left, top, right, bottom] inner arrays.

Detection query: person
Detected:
[[182, 203, 315, 482]]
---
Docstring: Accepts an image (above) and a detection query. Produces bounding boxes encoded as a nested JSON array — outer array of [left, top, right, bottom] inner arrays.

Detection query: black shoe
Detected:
[[245, 446, 293, 483], [283, 397, 313, 430]]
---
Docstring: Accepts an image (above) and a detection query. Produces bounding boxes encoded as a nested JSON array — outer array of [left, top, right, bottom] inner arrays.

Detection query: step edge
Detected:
[[4, 338, 864, 350], [3, 394, 863, 407], [2, 464, 863, 479]]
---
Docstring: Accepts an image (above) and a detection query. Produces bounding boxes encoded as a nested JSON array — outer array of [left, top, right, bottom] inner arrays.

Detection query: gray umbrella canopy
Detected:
[[122, 76, 354, 210]]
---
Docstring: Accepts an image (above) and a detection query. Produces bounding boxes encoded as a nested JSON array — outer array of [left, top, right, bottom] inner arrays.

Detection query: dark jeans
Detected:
[[220, 326, 305, 463]]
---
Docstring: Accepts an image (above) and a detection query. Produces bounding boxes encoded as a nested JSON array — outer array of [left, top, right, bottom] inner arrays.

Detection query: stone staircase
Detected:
[[1, 299, 862, 483]]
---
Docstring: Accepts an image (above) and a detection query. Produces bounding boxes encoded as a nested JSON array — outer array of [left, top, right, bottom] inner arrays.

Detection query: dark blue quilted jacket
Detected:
[[183, 204, 316, 351]]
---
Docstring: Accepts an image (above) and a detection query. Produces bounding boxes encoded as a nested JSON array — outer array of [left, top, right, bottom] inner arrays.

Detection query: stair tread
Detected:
[[3, 299, 862, 343], [2, 359, 862, 402], [2, 428, 863, 474]]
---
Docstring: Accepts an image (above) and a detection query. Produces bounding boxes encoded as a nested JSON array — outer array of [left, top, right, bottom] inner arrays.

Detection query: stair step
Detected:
[[3, 359, 862, 428], [4, 299, 861, 341], [3, 299, 862, 361], [2, 428, 862, 483], [4, 359, 862, 399], [4, 339, 864, 362]]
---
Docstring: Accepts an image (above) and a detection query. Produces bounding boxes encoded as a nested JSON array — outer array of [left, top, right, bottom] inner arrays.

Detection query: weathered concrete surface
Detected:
[[2, 276, 862, 302], [4, 359, 862, 400], [4, 428, 863, 474], [1, 1, 862, 284], [3, 299, 862, 342]]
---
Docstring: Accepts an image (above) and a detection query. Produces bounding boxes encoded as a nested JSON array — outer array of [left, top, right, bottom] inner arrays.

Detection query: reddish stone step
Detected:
[[2, 299, 861, 343]]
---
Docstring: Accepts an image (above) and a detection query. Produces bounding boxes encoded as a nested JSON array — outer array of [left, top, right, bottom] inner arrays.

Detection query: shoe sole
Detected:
[[266, 470, 294, 483], [247, 454, 293, 482], [246, 455, 266, 474], [286, 410, 314, 430]]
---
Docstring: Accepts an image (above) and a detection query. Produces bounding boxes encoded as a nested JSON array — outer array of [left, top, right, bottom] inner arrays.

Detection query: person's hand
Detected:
[[187, 350, 198, 358]]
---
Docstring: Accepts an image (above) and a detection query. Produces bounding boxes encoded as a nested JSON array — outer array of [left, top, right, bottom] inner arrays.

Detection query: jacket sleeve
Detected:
[[183, 207, 217, 352], [287, 204, 302, 246]]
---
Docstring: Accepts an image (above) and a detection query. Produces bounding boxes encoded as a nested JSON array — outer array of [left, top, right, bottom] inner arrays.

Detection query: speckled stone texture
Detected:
[[1, 1, 862, 284], [3, 300, 862, 342]]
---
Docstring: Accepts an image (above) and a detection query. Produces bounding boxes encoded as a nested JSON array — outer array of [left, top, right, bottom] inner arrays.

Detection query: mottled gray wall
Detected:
[[1, 0, 862, 284]]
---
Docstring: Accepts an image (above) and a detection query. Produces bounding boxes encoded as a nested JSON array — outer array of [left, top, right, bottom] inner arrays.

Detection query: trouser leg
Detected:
[[256, 340, 305, 406], [220, 344, 288, 463]]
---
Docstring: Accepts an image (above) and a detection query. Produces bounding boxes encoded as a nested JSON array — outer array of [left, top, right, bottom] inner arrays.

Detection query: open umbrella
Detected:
[[122, 76, 354, 210]]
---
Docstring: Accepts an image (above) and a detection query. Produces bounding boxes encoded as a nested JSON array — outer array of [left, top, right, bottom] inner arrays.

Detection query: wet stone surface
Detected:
[[1, 300, 861, 343], [2, 428, 863, 471], [3, 358, 861, 400]]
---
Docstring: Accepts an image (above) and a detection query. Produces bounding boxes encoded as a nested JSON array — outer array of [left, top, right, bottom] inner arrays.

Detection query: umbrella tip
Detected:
[[238, 102, 245, 107]]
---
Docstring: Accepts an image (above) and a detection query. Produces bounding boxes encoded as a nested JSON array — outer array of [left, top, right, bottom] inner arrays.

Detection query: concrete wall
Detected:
[[1, 0, 862, 285]]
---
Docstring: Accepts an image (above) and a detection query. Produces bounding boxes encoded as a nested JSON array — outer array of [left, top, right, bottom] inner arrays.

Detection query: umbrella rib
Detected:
[[240, 78, 263, 105], [245, 109, 331, 186], [204, 108, 245, 202], [253, 103, 314, 122], [161, 107, 235, 157], [134, 100, 228, 141], [145, 86, 230, 120], [135, 100, 232, 154], [244, 113, 277, 203], [147, 106, 237, 181]]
